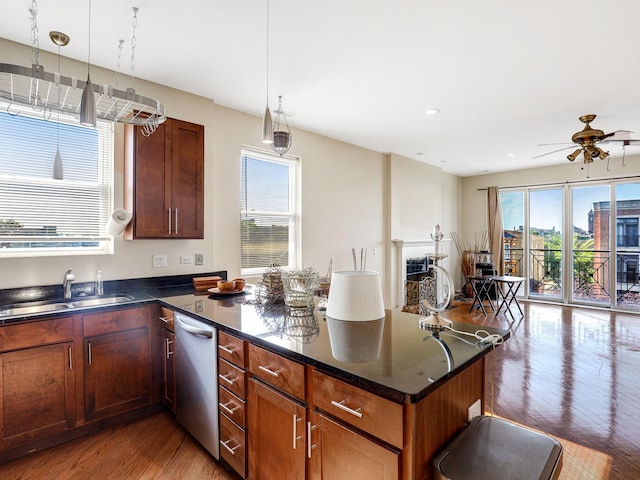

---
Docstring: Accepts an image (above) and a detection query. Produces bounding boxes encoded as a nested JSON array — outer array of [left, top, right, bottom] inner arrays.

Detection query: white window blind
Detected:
[[0, 107, 113, 256], [240, 148, 300, 274]]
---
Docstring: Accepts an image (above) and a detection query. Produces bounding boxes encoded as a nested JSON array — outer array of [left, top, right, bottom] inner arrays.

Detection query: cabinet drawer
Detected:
[[218, 358, 246, 399], [311, 370, 404, 449], [219, 412, 246, 478], [248, 344, 305, 401], [158, 306, 175, 331], [0, 317, 74, 352], [83, 306, 149, 337], [218, 331, 245, 367], [219, 385, 246, 429]]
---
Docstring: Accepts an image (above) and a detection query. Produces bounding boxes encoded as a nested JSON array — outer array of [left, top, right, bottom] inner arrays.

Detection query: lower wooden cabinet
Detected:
[[84, 327, 151, 421], [307, 411, 400, 480], [0, 342, 76, 450], [248, 378, 306, 480]]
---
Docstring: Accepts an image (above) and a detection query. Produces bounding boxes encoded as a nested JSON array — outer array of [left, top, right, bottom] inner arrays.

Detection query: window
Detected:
[[240, 148, 300, 275], [617, 217, 639, 248], [617, 254, 639, 283], [0, 107, 113, 257]]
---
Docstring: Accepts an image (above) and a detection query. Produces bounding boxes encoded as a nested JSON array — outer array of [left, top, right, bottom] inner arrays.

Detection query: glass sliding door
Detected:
[[529, 189, 563, 300], [570, 185, 610, 306], [500, 191, 525, 278], [614, 182, 640, 308]]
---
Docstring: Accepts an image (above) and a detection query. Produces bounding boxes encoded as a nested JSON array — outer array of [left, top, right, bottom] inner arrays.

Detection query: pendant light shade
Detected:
[[53, 147, 64, 179], [80, 74, 96, 127], [262, 104, 273, 144]]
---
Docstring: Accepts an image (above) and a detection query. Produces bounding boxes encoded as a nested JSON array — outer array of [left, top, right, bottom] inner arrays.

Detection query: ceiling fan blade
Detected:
[[532, 145, 577, 159], [536, 142, 574, 146]]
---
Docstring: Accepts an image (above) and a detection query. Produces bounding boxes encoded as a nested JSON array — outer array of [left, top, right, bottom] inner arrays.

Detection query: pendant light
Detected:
[[50, 31, 69, 180], [79, 0, 96, 127], [261, 0, 273, 144]]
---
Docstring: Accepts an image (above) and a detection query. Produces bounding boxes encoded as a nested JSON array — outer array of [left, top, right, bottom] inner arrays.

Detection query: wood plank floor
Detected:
[[0, 300, 638, 479]]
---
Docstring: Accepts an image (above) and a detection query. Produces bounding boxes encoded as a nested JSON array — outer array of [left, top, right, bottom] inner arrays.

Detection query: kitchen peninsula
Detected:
[[160, 288, 509, 480]]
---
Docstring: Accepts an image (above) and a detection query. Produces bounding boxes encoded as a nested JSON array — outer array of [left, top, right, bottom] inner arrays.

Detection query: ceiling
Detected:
[[2, 0, 640, 177]]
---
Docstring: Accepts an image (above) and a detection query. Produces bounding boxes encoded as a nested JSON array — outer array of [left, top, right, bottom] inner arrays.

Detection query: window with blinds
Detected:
[[240, 148, 300, 274], [0, 107, 113, 257]]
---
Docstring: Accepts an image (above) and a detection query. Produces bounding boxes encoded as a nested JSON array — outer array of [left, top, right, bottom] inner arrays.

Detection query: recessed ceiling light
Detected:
[[416, 152, 424, 156], [506, 153, 516, 157], [425, 108, 440, 116]]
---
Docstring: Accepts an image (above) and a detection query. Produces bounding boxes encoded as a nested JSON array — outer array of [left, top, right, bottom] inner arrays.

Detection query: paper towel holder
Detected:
[[105, 208, 133, 236]]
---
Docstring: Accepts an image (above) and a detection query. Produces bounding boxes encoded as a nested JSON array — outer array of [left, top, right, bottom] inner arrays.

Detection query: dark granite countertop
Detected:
[[156, 286, 509, 404]]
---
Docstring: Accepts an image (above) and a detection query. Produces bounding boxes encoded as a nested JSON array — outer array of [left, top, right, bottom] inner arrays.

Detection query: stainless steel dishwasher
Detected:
[[175, 312, 219, 459]]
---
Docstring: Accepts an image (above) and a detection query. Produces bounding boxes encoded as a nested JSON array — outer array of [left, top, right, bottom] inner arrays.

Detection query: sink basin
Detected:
[[0, 294, 135, 317]]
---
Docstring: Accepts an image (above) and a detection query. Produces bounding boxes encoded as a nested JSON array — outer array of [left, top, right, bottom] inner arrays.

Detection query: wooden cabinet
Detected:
[[161, 328, 176, 412], [219, 331, 247, 478], [0, 317, 76, 451], [124, 117, 204, 239], [248, 378, 306, 480], [83, 307, 152, 421], [307, 411, 399, 480]]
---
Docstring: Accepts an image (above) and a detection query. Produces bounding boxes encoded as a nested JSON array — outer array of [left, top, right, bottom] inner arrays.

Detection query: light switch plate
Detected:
[[152, 254, 167, 267], [195, 253, 204, 265]]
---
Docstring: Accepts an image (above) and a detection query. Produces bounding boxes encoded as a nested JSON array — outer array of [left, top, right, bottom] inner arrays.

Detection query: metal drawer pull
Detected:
[[68, 346, 73, 370], [331, 400, 363, 418], [258, 365, 280, 378], [168, 208, 172, 235], [218, 344, 235, 354], [175, 208, 178, 235], [88, 342, 92, 365], [159, 316, 170, 324], [219, 401, 239, 416], [166, 338, 174, 359], [220, 439, 240, 455], [307, 422, 317, 458], [219, 373, 237, 385], [293, 414, 303, 449]]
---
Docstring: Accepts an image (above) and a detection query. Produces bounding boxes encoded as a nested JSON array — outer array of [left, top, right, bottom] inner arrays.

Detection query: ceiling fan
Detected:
[[534, 114, 640, 164]]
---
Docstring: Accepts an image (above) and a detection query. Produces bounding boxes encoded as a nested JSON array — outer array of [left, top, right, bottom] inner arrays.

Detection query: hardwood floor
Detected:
[[446, 299, 640, 480], [0, 300, 637, 479]]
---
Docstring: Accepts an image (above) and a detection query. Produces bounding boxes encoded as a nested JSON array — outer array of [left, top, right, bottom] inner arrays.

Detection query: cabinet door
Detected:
[[162, 329, 176, 412], [308, 411, 399, 480], [248, 378, 305, 480], [125, 121, 172, 238], [0, 342, 75, 450], [170, 119, 204, 239], [84, 328, 151, 421]]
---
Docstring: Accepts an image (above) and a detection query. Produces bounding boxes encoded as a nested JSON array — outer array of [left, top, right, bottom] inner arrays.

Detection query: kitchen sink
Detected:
[[0, 293, 135, 317]]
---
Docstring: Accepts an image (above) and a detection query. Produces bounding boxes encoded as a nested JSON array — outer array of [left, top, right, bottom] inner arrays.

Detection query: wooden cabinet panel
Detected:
[[84, 328, 151, 421], [219, 386, 246, 429], [83, 306, 150, 337], [162, 329, 176, 412], [218, 331, 245, 367], [124, 117, 204, 239], [159, 307, 175, 331], [248, 378, 305, 480], [248, 344, 305, 401], [311, 370, 403, 449], [219, 358, 246, 399], [0, 342, 75, 450], [220, 412, 246, 478], [0, 317, 73, 353]]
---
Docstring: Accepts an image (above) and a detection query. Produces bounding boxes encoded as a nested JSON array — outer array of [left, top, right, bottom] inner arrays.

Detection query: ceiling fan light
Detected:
[[567, 149, 582, 162], [598, 148, 609, 160]]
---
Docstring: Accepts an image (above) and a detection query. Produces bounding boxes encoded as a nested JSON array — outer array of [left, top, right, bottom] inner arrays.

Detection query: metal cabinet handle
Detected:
[[68, 346, 73, 370], [168, 208, 172, 235], [293, 414, 303, 449], [218, 344, 235, 354], [88, 342, 92, 365], [331, 399, 363, 418], [159, 316, 169, 324], [307, 421, 317, 458], [219, 373, 236, 385], [258, 365, 280, 378], [219, 401, 239, 416], [175, 208, 178, 235], [220, 439, 240, 455], [166, 338, 174, 360]]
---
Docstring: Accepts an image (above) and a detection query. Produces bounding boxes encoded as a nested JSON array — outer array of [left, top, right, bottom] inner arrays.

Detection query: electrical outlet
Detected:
[[195, 300, 204, 313], [195, 253, 204, 265], [180, 255, 194, 264], [468, 399, 482, 422], [152, 254, 167, 267]]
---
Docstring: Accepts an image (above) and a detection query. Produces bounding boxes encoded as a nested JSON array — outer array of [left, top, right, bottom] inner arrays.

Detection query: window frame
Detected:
[[0, 105, 114, 258], [240, 146, 301, 277]]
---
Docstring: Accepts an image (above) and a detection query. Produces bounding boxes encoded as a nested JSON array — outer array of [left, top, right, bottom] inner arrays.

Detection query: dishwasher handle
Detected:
[[176, 315, 213, 338]]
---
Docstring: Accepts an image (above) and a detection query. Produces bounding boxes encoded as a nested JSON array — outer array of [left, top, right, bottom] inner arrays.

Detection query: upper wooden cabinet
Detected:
[[124, 117, 205, 239]]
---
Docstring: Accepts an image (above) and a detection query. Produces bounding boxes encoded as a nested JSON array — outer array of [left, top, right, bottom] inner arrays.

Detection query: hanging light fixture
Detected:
[[261, 0, 273, 144], [0, 1, 166, 134], [50, 30, 69, 179], [272, 95, 292, 156], [79, 0, 96, 127]]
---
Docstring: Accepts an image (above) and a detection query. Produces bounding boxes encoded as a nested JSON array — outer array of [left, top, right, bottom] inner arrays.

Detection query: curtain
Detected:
[[487, 186, 505, 275]]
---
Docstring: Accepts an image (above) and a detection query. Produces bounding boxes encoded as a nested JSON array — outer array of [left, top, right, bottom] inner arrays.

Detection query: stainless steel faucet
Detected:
[[63, 269, 76, 299]]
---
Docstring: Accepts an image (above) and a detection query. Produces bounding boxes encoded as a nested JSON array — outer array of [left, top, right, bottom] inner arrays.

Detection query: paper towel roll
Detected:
[[105, 208, 132, 236]]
